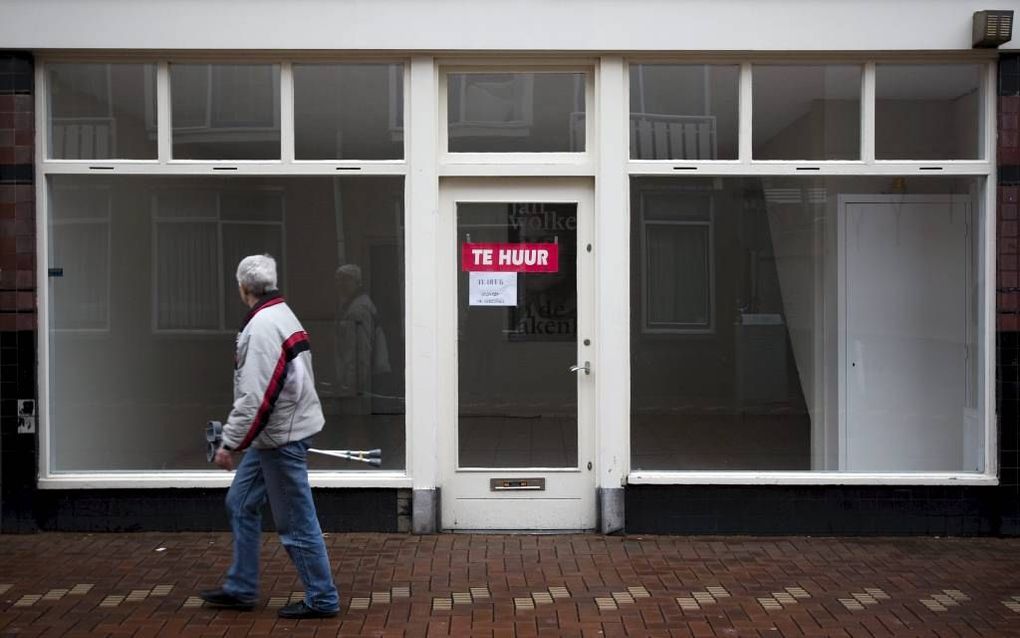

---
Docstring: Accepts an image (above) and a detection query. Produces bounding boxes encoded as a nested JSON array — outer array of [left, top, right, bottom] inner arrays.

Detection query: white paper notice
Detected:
[[469, 272, 518, 306]]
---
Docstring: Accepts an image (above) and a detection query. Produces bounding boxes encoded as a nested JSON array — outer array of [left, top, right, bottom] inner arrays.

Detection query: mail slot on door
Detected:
[[490, 477, 546, 491]]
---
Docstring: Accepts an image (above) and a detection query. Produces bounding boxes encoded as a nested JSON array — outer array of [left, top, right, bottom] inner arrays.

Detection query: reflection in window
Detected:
[[630, 176, 983, 473], [49, 185, 111, 330], [171, 64, 281, 159], [752, 65, 861, 160], [630, 64, 739, 160], [47, 176, 405, 472], [447, 72, 586, 152], [639, 189, 713, 332], [47, 63, 157, 159], [876, 64, 983, 160], [293, 63, 404, 160], [153, 188, 285, 331]]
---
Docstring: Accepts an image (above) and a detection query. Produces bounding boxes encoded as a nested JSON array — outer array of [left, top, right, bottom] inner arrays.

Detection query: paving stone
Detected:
[[68, 584, 93, 595], [267, 596, 289, 609], [13, 594, 41, 607], [451, 591, 472, 605], [547, 586, 569, 599], [944, 589, 970, 601], [0, 584, 11, 596], [181, 596, 202, 609], [758, 597, 783, 610], [349, 597, 371, 610], [372, 590, 391, 604], [595, 597, 618, 611], [532, 591, 553, 604], [785, 586, 810, 599], [705, 586, 731, 598], [432, 597, 452, 611], [469, 586, 490, 600], [42, 588, 68, 600], [676, 597, 700, 610], [513, 596, 534, 610], [840, 598, 866, 611], [99, 595, 125, 608], [627, 585, 650, 598], [392, 585, 411, 598], [149, 584, 173, 596], [125, 589, 150, 601], [611, 591, 634, 604], [863, 587, 889, 600]]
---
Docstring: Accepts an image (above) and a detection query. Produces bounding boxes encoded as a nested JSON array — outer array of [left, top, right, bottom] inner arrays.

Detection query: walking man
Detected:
[[200, 254, 340, 619]]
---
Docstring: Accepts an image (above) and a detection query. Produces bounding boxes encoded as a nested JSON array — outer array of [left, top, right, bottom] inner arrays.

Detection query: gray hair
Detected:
[[335, 263, 362, 285], [236, 254, 278, 296]]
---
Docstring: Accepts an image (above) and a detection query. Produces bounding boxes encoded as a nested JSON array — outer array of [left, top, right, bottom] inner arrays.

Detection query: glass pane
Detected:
[[753, 65, 861, 160], [294, 64, 403, 160], [47, 175, 405, 471], [458, 202, 578, 467], [630, 176, 983, 473], [630, 64, 738, 160], [171, 64, 280, 159], [876, 64, 982, 160], [447, 73, 585, 153], [48, 63, 156, 159]]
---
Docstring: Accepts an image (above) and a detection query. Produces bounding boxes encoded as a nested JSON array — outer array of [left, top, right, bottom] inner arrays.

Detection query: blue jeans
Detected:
[[223, 438, 339, 612]]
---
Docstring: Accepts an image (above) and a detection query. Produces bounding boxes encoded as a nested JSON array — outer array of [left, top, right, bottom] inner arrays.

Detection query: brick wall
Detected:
[[0, 52, 37, 533]]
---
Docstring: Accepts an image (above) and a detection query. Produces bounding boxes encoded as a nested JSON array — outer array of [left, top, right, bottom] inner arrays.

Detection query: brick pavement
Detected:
[[1, 533, 1019, 637]]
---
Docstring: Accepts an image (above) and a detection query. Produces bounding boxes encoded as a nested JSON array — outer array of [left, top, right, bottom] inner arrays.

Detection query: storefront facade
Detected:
[[1, 0, 1018, 535]]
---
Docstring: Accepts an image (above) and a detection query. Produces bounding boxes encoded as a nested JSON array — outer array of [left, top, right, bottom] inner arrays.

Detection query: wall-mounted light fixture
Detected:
[[973, 10, 1014, 48]]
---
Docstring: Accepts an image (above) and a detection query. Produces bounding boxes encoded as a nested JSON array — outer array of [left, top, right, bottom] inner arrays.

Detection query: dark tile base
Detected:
[[626, 485, 1009, 536], [32, 488, 404, 533]]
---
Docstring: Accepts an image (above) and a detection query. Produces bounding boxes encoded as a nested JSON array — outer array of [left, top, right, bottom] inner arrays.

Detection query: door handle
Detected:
[[569, 361, 591, 375]]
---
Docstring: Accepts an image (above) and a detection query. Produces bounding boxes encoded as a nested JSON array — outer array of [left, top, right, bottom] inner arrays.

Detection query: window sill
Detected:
[[627, 471, 999, 486]]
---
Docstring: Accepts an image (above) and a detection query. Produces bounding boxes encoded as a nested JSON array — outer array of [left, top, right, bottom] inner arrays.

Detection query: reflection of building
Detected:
[[0, 0, 1018, 537]]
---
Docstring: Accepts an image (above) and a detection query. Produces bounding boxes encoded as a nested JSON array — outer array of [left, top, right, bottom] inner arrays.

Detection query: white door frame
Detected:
[[438, 177, 597, 531]]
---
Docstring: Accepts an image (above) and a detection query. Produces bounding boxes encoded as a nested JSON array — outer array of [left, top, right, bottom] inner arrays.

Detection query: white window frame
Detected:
[[35, 54, 413, 489], [34, 53, 999, 492], [625, 54, 999, 487]]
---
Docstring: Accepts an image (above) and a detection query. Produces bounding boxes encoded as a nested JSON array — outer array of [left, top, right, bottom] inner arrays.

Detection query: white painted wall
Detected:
[[3, 0, 1019, 52]]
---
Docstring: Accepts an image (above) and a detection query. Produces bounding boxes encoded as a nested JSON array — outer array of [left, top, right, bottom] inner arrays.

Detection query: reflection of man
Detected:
[[334, 264, 383, 402], [200, 254, 340, 619]]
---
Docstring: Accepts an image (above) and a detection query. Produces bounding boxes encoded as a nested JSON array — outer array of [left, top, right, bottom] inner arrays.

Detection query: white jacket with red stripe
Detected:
[[221, 293, 325, 451]]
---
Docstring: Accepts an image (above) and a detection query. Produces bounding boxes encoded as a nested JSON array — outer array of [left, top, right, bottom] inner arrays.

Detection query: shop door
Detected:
[[439, 178, 596, 530]]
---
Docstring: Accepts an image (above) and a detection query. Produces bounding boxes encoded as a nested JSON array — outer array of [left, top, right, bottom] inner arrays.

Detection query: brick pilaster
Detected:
[[997, 53, 1020, 536], [0, 52, 38, 533]]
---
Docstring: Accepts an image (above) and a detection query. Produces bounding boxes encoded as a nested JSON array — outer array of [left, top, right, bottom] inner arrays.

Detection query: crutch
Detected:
[[206, 421, 382, 467]]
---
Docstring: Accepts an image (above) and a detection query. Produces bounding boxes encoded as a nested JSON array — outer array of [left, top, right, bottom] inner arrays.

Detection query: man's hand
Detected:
[[214, 447, 235, 471]]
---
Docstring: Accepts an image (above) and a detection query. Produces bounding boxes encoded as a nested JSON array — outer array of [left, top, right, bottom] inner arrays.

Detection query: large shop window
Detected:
[[630, 176, 984, 473], [47, 63, 157, 159], [47, 175, 406, 472]]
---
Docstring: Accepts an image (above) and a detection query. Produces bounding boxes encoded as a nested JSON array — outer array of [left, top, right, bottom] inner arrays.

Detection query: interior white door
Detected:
[[438, 178, 596, 530], [842, 196, 972, 471]]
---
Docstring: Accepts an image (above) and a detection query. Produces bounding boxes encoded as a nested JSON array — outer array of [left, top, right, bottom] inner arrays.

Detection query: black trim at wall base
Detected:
[[626, 485, 1013, 536], [33, 488, 403, 533]]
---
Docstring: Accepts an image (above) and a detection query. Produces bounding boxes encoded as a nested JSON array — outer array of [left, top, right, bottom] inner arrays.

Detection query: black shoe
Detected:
[[277, 600, 339, 619], [198, 588, 256, 610]]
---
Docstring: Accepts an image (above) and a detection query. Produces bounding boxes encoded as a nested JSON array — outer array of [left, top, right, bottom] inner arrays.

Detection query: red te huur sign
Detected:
[[461, 243, 559, 273]]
